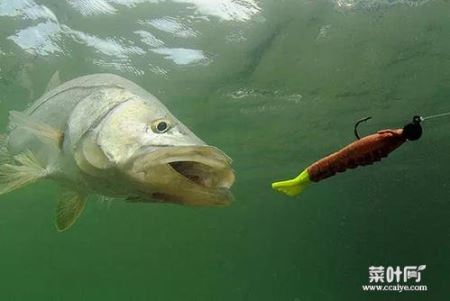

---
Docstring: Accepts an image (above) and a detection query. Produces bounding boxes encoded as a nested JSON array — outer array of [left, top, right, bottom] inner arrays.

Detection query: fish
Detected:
[[0, 73, 235, 231]]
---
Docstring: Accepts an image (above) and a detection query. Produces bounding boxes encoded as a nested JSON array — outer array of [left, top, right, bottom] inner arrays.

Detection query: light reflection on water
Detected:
[[1, 0, 262, 76], [334, 0, 432, 9], [0, 0, 435, 78]]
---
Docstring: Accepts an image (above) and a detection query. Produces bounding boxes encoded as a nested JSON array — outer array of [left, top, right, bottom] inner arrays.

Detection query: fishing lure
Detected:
[[272, 112, 448, 197]]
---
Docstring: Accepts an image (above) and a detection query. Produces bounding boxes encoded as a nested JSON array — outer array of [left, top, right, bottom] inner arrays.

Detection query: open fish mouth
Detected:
[[168, 161, 234, 190], [126, 146, 235, 206]]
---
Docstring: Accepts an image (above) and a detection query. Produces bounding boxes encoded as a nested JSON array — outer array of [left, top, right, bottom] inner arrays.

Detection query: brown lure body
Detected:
[[307, 129, 406, 182]]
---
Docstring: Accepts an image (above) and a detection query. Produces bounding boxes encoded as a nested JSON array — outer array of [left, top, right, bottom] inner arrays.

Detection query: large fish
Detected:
[[0, 73, 235, 231]]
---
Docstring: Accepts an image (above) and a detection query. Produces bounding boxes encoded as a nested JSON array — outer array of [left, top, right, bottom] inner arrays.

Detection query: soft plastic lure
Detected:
[[272, 115, 425, 197]]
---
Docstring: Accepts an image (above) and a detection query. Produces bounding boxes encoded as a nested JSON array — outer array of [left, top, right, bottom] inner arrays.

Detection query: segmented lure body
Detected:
[[308, 129, 406, 182], [272, 116, 423, 197]]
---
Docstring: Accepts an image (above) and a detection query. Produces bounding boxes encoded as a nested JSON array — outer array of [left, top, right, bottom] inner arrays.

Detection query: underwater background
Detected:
[[0, 0, 449, 300]]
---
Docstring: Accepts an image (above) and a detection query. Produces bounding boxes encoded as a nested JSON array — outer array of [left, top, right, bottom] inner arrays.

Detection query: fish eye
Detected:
[[152, 120, 170, 133]]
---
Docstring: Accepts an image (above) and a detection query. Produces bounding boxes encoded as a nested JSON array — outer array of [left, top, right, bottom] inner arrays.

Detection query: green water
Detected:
[[0, 0, 449, 300]]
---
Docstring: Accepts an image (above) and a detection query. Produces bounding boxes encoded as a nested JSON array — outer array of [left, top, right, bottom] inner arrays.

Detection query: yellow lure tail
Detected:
[[272, 169, 311, 197]]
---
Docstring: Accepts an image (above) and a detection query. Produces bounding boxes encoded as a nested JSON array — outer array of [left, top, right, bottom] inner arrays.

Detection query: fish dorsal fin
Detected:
[[45, 71, 61, 93], [9, 111, 64, 149], [0, 134, 12, 165], [0, 150, 48, 195], [55, 190, 86, 232], [0, 134, 6, 146]]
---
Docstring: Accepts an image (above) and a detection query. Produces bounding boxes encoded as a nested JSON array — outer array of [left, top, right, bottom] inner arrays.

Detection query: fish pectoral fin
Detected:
[[9, 111, 64, 149], [55, 190, 86, 232], [0, 150, 48, 195], [45, 71, 61, 93]]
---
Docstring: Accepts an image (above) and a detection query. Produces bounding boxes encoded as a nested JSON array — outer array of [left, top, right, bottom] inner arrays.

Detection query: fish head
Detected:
[[125, 145, 235, 206], [91, 97, 235, 206]]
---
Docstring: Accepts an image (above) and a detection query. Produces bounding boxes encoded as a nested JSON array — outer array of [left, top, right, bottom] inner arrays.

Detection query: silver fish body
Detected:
[[1, 73, 234, 231]]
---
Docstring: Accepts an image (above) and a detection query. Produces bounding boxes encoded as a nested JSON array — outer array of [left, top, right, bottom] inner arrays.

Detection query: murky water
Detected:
[[0, 0, 449, 300]]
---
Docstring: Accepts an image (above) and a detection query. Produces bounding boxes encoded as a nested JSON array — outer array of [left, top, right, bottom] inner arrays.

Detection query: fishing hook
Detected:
[[354, 116, 372, 140]]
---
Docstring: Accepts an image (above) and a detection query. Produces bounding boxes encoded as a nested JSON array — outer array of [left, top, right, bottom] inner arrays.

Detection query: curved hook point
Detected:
[[354, 116, 372, 140]]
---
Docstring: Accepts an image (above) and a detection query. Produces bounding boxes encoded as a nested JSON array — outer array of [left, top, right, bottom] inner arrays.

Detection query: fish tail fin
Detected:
[[9, 111, 63, 148], [0, 150, 49, 195], [272, 169, 311, 197]]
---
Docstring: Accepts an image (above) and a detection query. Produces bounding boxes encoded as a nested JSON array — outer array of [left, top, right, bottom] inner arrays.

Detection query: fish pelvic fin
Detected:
[[9, 111, 64, 149], [272, 169, 311, 197], [55, 190, 86, 232], [0, 150, 49, 195]]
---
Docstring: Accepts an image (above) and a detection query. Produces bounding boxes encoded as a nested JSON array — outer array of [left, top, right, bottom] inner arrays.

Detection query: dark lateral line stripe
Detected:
[[28, 84, 126, 115]]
